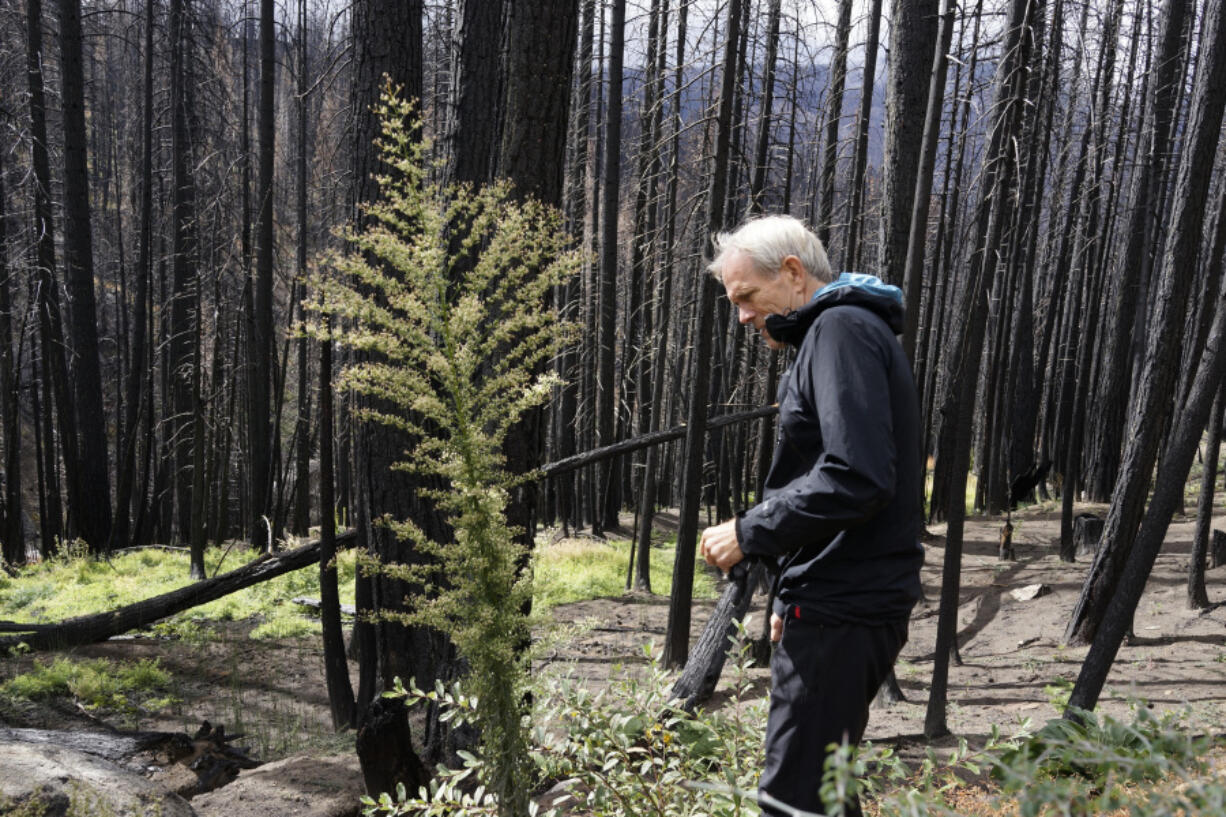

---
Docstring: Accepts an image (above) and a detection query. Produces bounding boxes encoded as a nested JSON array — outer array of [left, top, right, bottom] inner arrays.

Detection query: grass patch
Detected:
[[0, 543, 358, 641], [533, 535, 718, 612], [1, 533, 716, 639], [923, 470, 980, 518], [1, 656, 175, 714]]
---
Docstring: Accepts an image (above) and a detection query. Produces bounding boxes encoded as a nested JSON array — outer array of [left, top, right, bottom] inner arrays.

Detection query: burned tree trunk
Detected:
[[319, 316, 356, 729], [594, 0, 626, 535], [498, 0, 578, 557], [1188, 384, 1222, 608], [663, 0, 745, 670], [58, 0, 112, 552], [901, 0, 955, 361], [1088, 0, 1190, 501], [842, 0, 883, 272], [880, 0, 940, 286], [0, 143, 19, 566], [355, 697, 428, 800], [1068, 266, 1226, 714], [925, 0, 1040, 739], [669, 561, 766, 711], [816, 0, 852, 246], [1065, 0, 1225, 646]]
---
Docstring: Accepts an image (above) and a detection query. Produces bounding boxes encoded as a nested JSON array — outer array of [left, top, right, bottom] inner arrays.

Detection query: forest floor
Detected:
[[546, 503, 1226, 755], [5, 501, 1226, 815]]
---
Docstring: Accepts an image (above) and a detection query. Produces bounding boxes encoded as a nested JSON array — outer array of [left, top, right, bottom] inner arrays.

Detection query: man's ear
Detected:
[[780, 255, 807, 291]]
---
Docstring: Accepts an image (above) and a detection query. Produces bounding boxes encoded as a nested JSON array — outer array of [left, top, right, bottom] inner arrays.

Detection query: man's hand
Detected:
[[699, 518, 744, 574], [770, 612, 783, 642]]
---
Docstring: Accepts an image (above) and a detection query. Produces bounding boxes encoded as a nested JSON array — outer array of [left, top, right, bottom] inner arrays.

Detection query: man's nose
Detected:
[[737, 304, 755, 324]]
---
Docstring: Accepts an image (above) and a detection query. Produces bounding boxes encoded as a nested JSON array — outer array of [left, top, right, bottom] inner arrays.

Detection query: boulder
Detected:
[[0, 740, 196, 817], [191, 753, 365, 817]]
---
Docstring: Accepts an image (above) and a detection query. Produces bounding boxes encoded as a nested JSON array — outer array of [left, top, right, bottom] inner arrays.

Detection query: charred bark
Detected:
[[1065, 0, 1225, 646], [58, 0, 112, 552], [669, 561, 766, 711], [663, 0, 744, 670]]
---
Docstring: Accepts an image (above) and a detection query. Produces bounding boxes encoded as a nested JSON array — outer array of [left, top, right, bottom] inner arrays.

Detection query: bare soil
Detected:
[[536, 504, 1226, 755], [5, 502, 1226, 814]]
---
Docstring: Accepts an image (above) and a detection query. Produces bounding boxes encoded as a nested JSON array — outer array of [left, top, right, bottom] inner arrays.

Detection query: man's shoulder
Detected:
[[807, 303, 896, 347]]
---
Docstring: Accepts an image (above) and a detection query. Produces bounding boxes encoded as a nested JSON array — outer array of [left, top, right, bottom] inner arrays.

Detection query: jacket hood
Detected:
[[764, 272, 904, 346]]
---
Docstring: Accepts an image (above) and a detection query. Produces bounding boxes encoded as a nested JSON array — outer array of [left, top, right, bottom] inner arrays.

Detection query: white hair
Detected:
[[707, 215, 832, 283]]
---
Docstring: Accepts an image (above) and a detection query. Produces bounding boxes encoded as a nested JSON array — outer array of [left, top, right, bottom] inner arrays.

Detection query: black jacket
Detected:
[[735, 277, 923, 625]]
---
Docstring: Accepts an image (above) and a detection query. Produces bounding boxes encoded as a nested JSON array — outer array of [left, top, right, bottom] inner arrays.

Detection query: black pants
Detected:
[[758, 613, 908, 817]]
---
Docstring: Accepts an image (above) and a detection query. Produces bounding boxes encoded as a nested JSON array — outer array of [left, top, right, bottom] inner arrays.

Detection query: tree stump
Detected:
[[1212, 529, 1226, 568], [355, 697, 427, 800], [872, 670, 906, 708], [1074, 514, 1104, 559]]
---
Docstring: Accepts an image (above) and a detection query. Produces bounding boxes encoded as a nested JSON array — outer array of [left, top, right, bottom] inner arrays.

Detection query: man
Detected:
[[698, 215, 923, 817]]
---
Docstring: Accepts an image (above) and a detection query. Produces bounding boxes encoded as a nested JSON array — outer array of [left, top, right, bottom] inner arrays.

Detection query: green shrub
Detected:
[[990, 705, 1208, 794], [360, 627, 1226, 817], [855, 706, 1218, 817], [532, 635, 767, 817], [5, 581, 56, 612], [365, 623, 768, 817]]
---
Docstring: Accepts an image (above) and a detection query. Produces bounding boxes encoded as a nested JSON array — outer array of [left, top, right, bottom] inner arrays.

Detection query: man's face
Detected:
[[721, 250, 806, 350]]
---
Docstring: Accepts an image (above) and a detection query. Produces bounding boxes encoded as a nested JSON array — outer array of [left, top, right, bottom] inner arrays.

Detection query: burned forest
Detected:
[[3, 0, 1226, 814]]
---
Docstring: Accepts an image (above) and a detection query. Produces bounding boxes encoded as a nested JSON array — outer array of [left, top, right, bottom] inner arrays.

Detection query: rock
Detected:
[[1010, 583, 1051, 602], [539, 778, 581, 810], [0, 741, 196, 817], [191, 753, 365, 817], [148, 762, 206, 799]]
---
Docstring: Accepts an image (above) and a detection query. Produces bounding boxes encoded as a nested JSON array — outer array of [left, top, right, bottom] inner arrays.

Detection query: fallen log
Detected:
[[0, 620, 59, 633], [0, 530, 357, 652], [670, 560, 768, 712], [2, 719, 260, 801]]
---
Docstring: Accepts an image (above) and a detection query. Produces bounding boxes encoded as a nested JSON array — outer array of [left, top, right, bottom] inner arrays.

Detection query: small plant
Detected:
[[894, 658, 920, 680], [313, 86, 580, 817], [976, 706, 1212, 815], [363, 622, 769, 817], [1042, 676, 1074, 713], [530, 625, 767, 817], [817, 706, 1221, 817], [994, 705, 1207, 785]]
